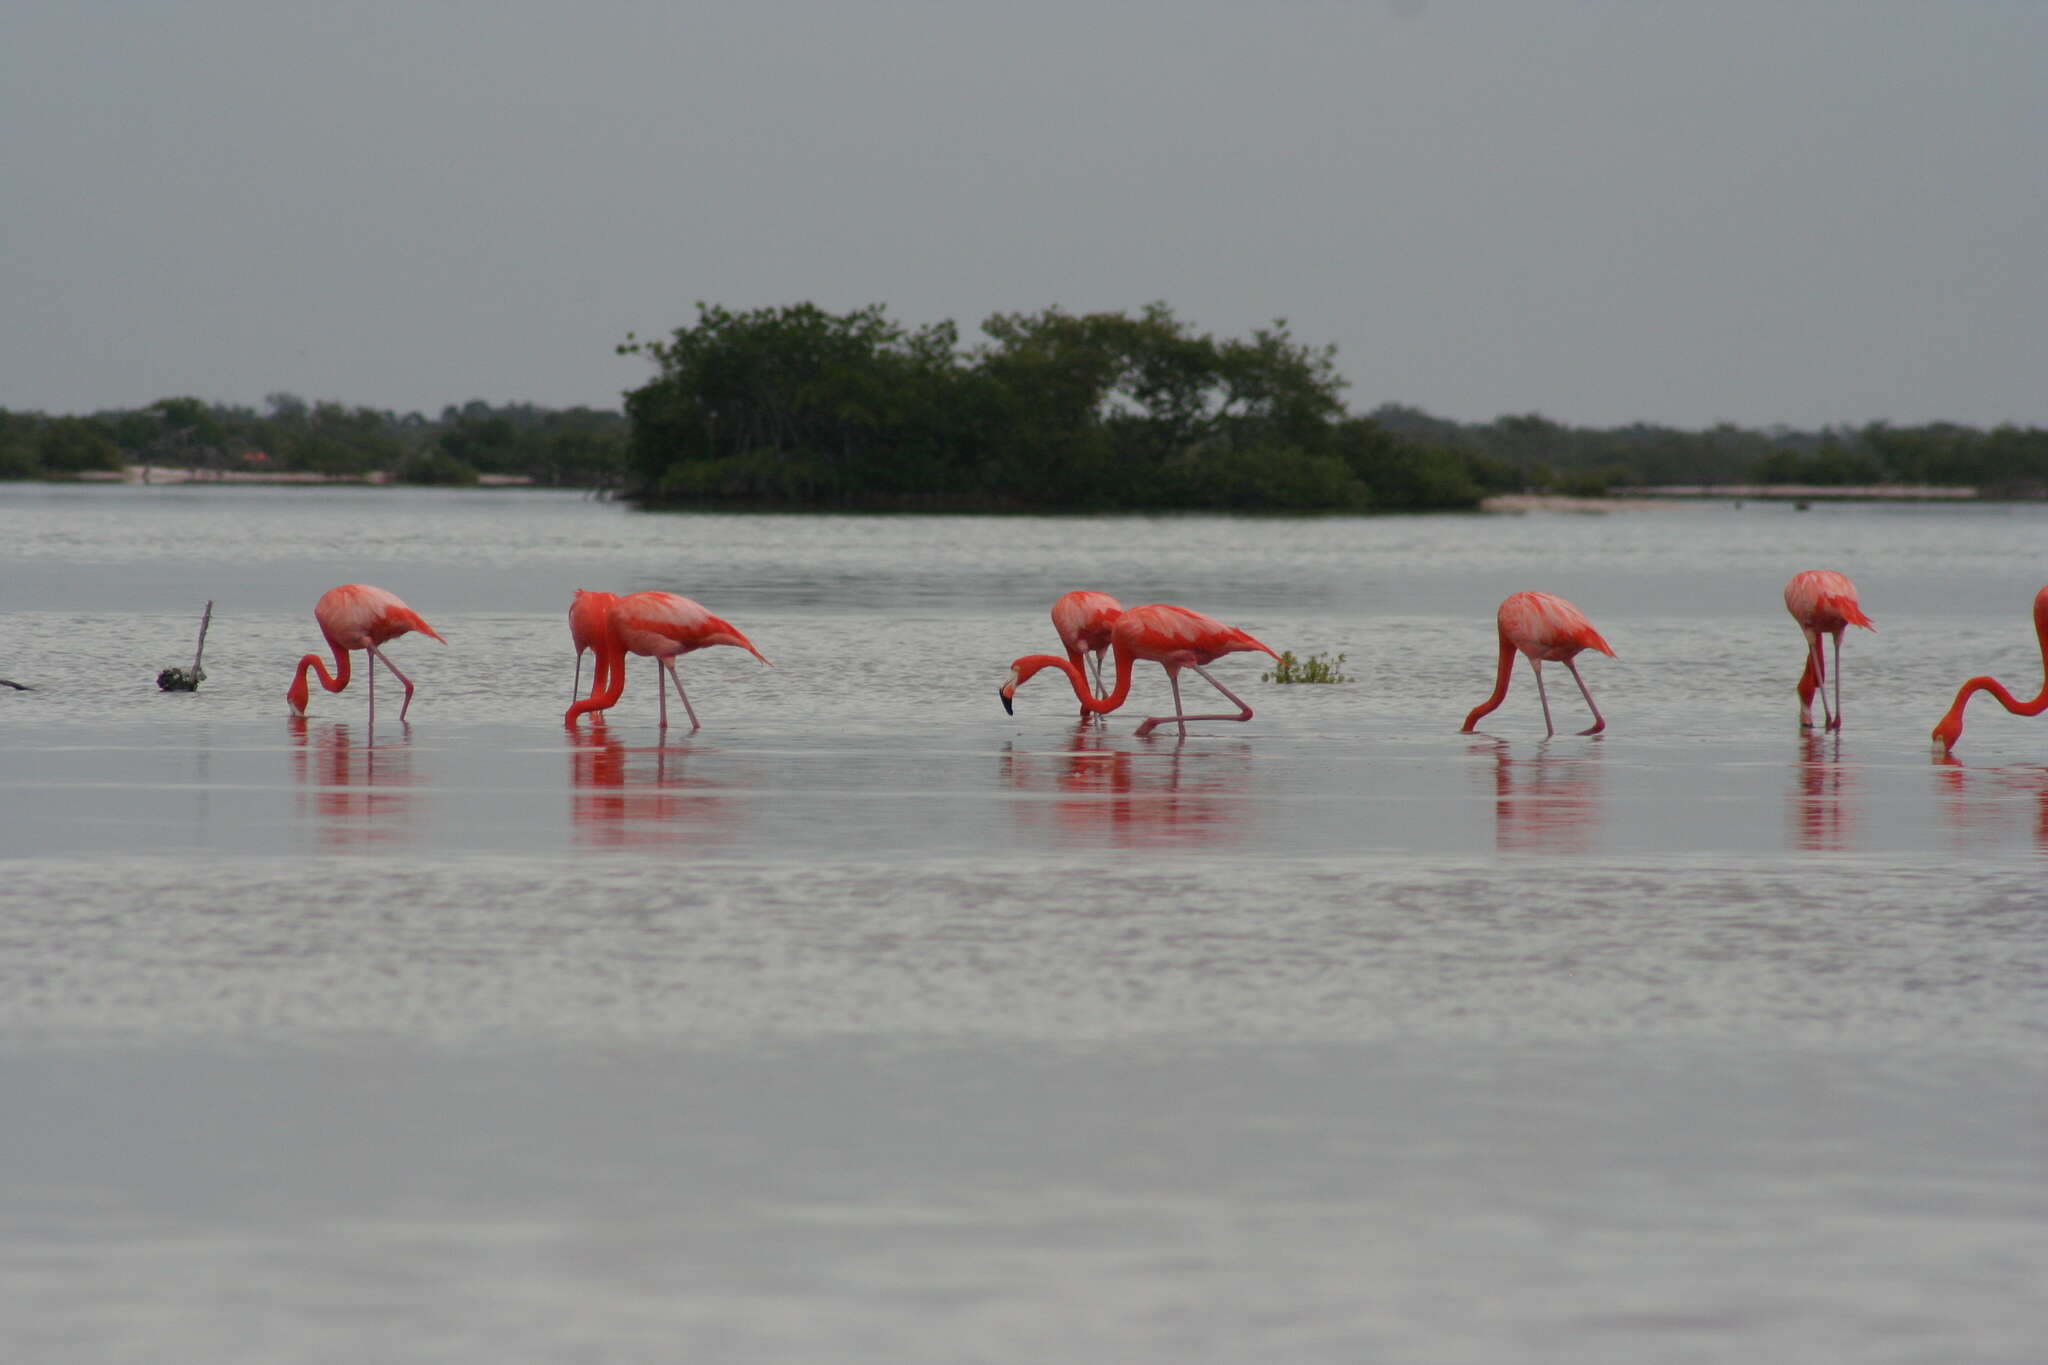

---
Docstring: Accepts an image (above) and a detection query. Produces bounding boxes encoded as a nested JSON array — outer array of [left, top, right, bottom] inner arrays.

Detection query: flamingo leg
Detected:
[[1829, 631, 1843, 732], [1564, 657, 1606, 735], [368, 644, 418, 723], [573, 650, 584, 704], [1134, 664, 1256, 737], [1528, 657, 1555, 738], [1800, 631, 1839, 731], [663, 659, 702, 732], [1086, 650, 1108, 722], [653, 657, 667, 730]]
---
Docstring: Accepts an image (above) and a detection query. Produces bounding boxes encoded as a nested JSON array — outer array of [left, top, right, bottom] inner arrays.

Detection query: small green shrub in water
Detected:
[[1261, 650, 1352, 684]]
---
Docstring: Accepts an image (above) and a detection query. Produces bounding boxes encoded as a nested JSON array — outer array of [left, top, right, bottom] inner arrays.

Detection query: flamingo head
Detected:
[[998, 666, 1022, 715], [1930, 714, 1963, 755], [285, 674, 309, 716]]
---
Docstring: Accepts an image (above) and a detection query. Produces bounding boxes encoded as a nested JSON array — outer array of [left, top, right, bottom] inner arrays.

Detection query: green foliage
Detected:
[[1332, 419, 1484, 510], [36, 417, 124, 473], [1261, 651, 1352, 684], [618, 301, 1424, 512], [394, 450, 480, 486], [620, 302, 967, 506], [0, 394, 627, 486], [1159, 445, 1369, 512]]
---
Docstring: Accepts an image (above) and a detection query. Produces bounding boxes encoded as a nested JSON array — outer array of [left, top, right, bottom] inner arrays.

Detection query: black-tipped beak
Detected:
[[999, 688, 1014, 715]]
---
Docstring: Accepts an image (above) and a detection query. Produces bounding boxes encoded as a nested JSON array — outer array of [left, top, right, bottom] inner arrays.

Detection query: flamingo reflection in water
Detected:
[[1789, 732, 1857, 853], [1001, 721, 1257, 848], [1474, 736, 1606, 854], [1931, 750, 2048, 853], [567, 721, 741, 849], [287, 716, 421, 851]]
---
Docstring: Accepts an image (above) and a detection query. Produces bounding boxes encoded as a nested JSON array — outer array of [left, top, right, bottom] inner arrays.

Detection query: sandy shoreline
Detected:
[[76, 465, 536, 487], [1484, 484, 1983, 513], [1479, 493, 1673, 513]]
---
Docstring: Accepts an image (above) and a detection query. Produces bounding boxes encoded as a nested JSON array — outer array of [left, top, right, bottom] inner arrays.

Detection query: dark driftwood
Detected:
[[157, 600, 214, 692]]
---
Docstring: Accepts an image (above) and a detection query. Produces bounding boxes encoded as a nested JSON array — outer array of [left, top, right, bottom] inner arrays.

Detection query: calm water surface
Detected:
[[2, 485, 2044, 1362]]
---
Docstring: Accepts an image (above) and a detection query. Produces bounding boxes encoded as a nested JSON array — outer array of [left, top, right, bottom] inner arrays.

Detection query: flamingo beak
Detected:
[[999, 687, 1015, 715]]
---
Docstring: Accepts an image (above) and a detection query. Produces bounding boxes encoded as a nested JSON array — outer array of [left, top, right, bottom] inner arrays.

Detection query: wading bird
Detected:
[[564, 591, 770, 731], [1000, 602, 1279, 738], [1461, 591, 1615, 738], [1784, 570, 1875, 731], [568, 589, 619, 704], [1931, 585, 2048, 754], [286, 584, 445, 727], [1051, 589, 1123, 712]]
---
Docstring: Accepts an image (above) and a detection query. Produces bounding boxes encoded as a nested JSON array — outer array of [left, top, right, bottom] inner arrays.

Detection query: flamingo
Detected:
[[1051, 589, 1123, 712], [569, 589, 620, 703], [1461, 591, 1616, 738], [999, 602, 1280, 738], [1784, 570, 1876, 731], [564, 591, 770, 731], [285, 584, 445, 726], [1930, 585, 2048, 754]]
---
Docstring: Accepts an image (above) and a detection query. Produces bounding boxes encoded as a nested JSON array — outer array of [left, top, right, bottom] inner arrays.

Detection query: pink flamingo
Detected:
[[1461, 591, 1615, 737], [285, 584, 446, 726], [1784, 570, 1875, 731], [1931, 585, 2048, 754], [568, 589, 620, 703], [1000, 603, 1279, 738], [564, 591, 770, 731], [1051, 589, 1124, 711]]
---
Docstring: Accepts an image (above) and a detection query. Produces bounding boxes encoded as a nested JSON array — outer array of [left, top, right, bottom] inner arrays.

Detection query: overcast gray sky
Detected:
[[5, 1, 2043, 429]]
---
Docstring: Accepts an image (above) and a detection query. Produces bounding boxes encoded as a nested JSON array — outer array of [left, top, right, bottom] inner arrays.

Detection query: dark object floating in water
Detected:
[[0, 678, 28, 691], [158, 600, 214, 692]]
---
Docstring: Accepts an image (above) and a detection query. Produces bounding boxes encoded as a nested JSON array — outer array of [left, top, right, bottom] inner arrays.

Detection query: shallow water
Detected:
[[2, 484, 2045, 1362]]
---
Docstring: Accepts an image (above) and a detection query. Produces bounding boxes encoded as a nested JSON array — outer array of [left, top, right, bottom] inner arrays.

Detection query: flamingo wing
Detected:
[[612, 592, 770, 663], [315, 584, 443, 649], [1117, 604, 1279, 665], [1499, 592, 1613, 660], [1052, 591, 1124, 654], [1784, 570, 1874, 632]]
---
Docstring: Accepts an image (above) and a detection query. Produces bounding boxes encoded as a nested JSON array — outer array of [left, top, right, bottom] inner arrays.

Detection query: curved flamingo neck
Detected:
[[1933, 591, 2048, 749], [1945, 674, 2048, 725], [565, 641, 629, 723], [1014, 652, 1133, 714], [288, 642, 350, 708], [1796, 651, 1821, 708], [1461, 637, 1515, 731]]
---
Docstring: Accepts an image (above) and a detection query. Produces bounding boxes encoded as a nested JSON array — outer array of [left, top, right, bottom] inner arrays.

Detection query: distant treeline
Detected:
[[0, 396, 627, 488], [1369, 406, 2048, 498], [620, 303, 1507, 512], [620, 303, 2048, 511], [9, 304, 2046, 506]]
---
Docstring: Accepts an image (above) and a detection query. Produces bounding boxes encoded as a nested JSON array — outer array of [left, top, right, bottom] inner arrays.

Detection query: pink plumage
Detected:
[[1001, 602, 1280, 738], [564, 591, 770, 732], [1784, 570, 1875, 730], [285, 584, 445, 724], [1462, 591, 1615, 737]]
